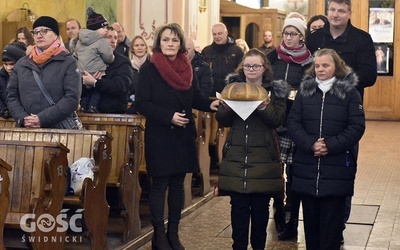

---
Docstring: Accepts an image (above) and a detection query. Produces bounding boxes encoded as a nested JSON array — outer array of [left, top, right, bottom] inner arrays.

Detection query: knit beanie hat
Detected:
[[86, 7, 108, 31], [33, 16, 60, 36], [282, 12, 307, 37], [2, 42, 27, 62]]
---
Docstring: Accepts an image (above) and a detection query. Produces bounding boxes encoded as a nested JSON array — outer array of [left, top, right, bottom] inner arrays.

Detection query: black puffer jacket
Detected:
[[216, 74, 290, 194], [267, 49, 312, 119], [287, 69, 365, 197], [202, 36, 244, 96]]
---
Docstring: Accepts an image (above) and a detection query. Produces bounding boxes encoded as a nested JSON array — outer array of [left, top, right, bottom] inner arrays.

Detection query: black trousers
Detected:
[[149, 174, 186, 227], [230, 192, 271, 250], [301, 194, 346, 250]]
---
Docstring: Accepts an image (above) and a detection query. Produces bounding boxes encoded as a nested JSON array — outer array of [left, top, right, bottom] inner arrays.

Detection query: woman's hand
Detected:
[[171, 112, 189, 127], [24, 114, 41, 128], [257, 100, 270, 110], [210, 100, 220, 111], [312, 138, 328, 156]]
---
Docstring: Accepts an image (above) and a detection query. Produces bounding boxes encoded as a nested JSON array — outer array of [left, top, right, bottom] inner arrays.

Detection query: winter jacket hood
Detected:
[[78, 29, 103, 46], [299, 67, 359, 100]]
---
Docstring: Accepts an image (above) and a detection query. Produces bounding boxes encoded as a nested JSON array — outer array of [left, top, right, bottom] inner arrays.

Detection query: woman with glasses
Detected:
[[7, 16, 81, 129], [266, 11, 314, 241], [216, 48, 289, 250]]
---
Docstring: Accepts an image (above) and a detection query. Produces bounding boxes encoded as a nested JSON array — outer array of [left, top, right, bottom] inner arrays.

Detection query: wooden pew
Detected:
[[77, 113, 144, 242], [0, 158, 12, 250], [195, 111, 212, 196], [0, 128, 112, 250], [0, 140, 69, 250]]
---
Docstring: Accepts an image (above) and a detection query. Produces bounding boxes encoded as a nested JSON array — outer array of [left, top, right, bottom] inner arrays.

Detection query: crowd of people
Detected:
[[0, 0, 376, 249]]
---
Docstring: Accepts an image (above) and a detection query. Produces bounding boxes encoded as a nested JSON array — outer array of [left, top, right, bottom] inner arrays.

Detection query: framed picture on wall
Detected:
[[369, 8, 394, 43], [374, 43, 390, 74]]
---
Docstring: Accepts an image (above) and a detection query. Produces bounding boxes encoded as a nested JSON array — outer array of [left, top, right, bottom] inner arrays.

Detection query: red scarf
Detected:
[[276, 40, 313, 66], [30, 39, 68, 65], [150, 51, 192, 91]]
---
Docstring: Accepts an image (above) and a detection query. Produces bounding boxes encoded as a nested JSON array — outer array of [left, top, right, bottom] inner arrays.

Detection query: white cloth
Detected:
[[316, 76, 336, 93]]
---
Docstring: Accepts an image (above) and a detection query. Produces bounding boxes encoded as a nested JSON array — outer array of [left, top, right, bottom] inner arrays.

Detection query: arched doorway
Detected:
[[245, 22, 260, 49]]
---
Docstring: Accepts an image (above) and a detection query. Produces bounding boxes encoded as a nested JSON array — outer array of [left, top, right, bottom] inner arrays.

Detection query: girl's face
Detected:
[[3, 61, 15, 75], [242, 55, 265, 84], [17, 33, 28, 45], [160, 29, 181, 60], [315, 54, 336, 81], [132, 38, 147, 58], [282, 26, 302, 48]]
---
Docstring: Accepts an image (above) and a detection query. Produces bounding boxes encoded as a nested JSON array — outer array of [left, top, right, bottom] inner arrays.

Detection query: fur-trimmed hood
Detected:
[[225, 73, 290, 99], [299, 66, 359, 100]]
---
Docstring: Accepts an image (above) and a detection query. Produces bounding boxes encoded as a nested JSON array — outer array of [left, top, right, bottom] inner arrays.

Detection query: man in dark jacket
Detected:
[[82, 26, 133, 113], [186, 38, 213, 98], [201, 22, 244, 170], [202, 22, 244, 96], [306, 0, 377, 102]]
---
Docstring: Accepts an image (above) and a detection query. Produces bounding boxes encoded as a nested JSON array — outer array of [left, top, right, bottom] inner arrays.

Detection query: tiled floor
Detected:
[[6, 120, 398, 249], [128, 120, 400, 250]]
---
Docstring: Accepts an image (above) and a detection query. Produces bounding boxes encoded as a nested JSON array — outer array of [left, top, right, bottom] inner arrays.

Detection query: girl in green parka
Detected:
[[216, 48, 290, 250]]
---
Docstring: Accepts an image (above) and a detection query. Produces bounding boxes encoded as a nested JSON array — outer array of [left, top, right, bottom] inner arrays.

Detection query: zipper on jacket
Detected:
[[243, 124, 249, 192], [316, 92, 326, 196], [284, 64, 289, 82]]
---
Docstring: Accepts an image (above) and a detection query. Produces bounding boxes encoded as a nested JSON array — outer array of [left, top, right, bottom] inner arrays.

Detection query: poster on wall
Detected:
[[374, 44, 390, 74], [369, 8, 394, 43]]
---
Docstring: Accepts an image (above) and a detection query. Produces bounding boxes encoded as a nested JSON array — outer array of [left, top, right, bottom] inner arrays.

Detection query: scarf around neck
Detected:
[[276, 41, 313, 66], [150, 51, 192, 91], [316, 76, 337, 93], [30, 39, 68, 65], [131, 54, 148, 71]]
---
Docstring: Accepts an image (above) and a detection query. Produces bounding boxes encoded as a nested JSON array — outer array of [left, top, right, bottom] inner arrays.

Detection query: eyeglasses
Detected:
[[282, 32, 300, 38], [243, 64, 263, 71], [31, 28, 52, 36]]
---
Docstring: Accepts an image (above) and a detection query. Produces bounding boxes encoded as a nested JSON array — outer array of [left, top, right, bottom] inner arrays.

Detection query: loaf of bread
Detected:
[[221, 82, 269, 101]]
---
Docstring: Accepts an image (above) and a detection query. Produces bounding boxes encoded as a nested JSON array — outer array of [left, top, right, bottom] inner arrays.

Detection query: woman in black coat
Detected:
[[287, 48, 365, 249], [135, 23, 219, 250]]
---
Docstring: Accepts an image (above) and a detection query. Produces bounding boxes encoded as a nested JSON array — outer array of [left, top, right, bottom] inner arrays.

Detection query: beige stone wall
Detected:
[[0, 0, 85, 24]]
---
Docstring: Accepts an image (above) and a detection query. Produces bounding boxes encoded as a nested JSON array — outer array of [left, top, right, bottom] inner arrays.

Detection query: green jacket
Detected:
[[216, 77, 289, 194]]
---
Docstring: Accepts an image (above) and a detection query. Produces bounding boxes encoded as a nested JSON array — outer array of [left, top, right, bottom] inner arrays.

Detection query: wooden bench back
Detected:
[[0, 140, 69, 249], [0, 128, 112, 169], [78, 113, 144, 241], [78, 113, 144, 184], [0, 118, 15, 128], [0, 128, 113, 250], [0, 158, 12, 250]]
